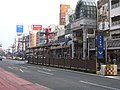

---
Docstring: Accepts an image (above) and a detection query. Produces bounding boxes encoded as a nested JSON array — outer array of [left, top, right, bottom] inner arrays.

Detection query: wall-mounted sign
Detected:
[[32, 25, 42, 30], [71, 20, 80, 29]]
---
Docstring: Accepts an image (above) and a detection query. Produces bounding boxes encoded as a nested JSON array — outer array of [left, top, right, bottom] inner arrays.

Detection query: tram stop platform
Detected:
[[0, 68, 48, 90]]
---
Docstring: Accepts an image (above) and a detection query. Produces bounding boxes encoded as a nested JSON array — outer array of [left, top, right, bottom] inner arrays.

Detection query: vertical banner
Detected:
[[60, 4, 70, 25], [97, 31, 104, 59]]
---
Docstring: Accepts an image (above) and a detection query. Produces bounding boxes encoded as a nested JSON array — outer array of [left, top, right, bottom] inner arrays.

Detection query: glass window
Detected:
[[80, 13, 83, 17], [87, 6, 89, 10], [83, 2, 87, 5], [80, 9, 83, 13], [87, 14, 90, 18], [87, 10, 89, 14], [91, 10, 94, 14], [90, 6, 93, 10], [86, 2, 89, 5]]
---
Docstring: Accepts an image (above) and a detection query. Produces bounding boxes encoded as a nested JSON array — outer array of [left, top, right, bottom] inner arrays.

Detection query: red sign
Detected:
[[32, 25, 42, 30]]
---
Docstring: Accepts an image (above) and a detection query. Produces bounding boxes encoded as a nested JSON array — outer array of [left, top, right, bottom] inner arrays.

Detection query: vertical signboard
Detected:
[[60, 4, 70, 25], [97, 32, 104, 59]]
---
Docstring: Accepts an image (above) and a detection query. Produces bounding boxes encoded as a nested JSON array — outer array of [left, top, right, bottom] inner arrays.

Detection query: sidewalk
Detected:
[[0, 68, 48, 90]]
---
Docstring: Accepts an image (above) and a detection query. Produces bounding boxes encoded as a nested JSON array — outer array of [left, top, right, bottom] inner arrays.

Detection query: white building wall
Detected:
[[110, 2, 120, 30], [111, 4, 120, 18], [65, 8, 75, 25], [54, 25, 65, 40], [111, 24, 120, 30]]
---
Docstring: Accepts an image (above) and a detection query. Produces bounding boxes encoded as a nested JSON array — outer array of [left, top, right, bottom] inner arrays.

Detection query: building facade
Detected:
[[71, 0, 97, 59], [110, 0, 120, 39]]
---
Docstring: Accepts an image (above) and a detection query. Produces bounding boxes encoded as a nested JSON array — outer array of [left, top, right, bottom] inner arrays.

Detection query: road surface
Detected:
[[0, 59, 120, 90]]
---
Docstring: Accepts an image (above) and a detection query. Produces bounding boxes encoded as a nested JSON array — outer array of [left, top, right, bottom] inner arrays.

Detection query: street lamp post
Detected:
[[87, 37, 90, 60], [71, 31, 74, 59], [83, 28, 87, 60]]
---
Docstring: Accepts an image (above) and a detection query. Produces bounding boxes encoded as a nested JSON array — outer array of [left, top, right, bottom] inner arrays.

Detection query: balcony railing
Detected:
[[112, 21, 120, 26], [111, 2, 120, 9]]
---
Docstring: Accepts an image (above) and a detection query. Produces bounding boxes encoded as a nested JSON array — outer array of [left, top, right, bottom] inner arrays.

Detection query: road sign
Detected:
[[16, 25, 23, 33], [97, 32, 104, 59]]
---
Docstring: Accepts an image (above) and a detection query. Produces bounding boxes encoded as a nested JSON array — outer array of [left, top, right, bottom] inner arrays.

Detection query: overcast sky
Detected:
[[0, 0, 97, 49]]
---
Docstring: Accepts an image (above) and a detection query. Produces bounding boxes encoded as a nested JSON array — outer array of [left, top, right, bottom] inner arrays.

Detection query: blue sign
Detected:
[[97, 32, 104, 59], [16, 25, 23, 33]]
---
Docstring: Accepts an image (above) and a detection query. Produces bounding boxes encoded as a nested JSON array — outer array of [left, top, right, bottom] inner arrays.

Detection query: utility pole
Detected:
[[18, 36, 26, 60], [83, 28, 87, 60], [71, 31, 74, 59]]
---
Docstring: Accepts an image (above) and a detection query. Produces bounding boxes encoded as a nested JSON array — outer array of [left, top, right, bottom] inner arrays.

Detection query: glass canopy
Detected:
[[75, 0, 96, 20]]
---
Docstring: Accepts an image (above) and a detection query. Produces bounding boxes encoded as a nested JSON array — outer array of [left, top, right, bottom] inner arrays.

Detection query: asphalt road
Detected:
[[0, 59, 120, 90]]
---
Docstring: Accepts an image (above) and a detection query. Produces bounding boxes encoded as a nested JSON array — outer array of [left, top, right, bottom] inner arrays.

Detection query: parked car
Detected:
[[0, 56, 3, 61]]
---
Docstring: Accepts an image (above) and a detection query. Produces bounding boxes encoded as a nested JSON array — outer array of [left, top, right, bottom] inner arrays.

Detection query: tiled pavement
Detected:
[[0, 68, 48, 90]]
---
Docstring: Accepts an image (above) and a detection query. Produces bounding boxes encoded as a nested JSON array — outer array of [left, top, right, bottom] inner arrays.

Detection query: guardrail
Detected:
[[27, 57, 97, 73]]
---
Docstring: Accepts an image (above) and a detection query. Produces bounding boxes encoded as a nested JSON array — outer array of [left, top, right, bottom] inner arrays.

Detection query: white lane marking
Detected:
[[8, 66, 26, 73], [8, 66, 14, 69], [12, 66, 19, 70], [27, 66, 40, 69], [8, 66, 19, 70], [19, 66, 28, 69], [19, 69, 24, 73], [35, 83, 53, 90], [37, 70, 54, 76], [42, 68, 52, 71], [80, 80, 120, 90]]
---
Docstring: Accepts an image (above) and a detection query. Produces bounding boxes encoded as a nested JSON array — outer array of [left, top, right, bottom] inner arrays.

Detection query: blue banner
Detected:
[[16, 25, 23, 33], [97, 32, 104, 59]]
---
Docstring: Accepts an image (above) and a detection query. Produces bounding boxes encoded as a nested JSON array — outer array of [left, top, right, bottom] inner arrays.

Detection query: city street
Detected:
[[0, 59, 120, 90], [0, 0, 120, 89]]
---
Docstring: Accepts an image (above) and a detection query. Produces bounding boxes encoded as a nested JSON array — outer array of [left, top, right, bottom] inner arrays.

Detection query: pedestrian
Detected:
[[112, 51, 117, 64], [113, 58, 116, 64]]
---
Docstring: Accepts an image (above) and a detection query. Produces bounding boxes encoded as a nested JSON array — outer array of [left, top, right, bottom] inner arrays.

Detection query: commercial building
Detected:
[[110, 0, 120, 39], [71, 0, 97, 59], [97, 0, 120, 40]]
